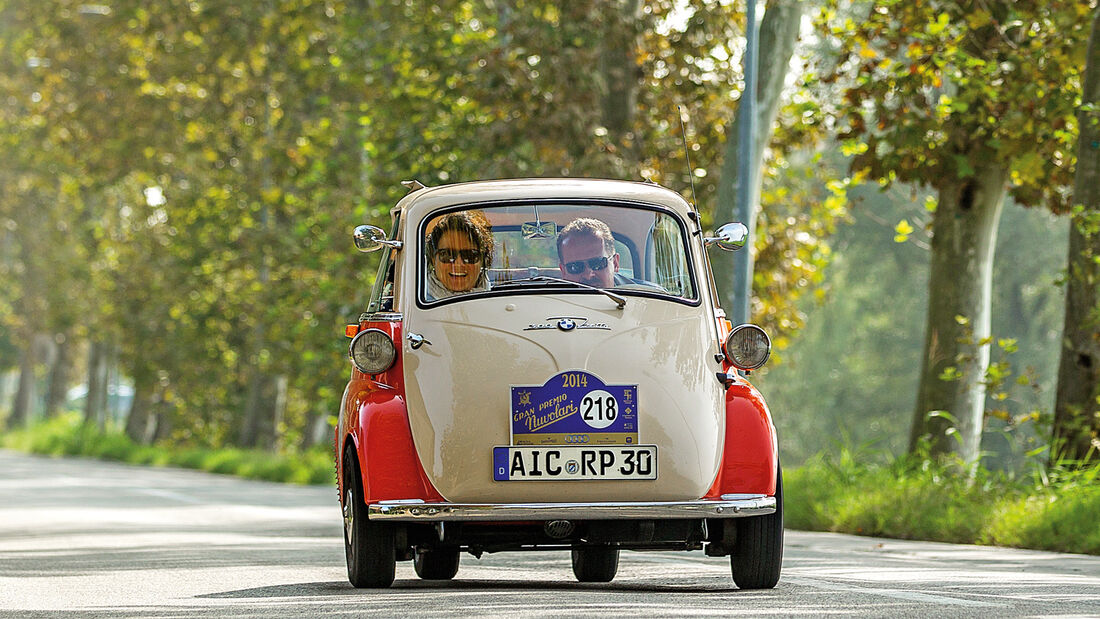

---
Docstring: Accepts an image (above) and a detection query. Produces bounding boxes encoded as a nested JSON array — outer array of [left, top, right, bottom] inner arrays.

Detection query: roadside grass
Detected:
[[785, 446, 1100, 555], [0, 413, 334, 486]]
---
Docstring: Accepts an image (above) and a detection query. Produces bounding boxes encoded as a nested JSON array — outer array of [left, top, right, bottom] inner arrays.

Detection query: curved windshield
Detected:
[[419, 202, 697, 304]]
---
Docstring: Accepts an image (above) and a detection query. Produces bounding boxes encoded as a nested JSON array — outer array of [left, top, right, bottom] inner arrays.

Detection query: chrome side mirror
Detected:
[[704, 222, 749, 251], [353, 225, 402, 253]]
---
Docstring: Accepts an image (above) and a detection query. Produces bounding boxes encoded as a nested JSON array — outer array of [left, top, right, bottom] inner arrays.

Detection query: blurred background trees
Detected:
[[1, 0, 1095, 469], [818, 0, 1092, 465], [1053, 8, 1100, 464]]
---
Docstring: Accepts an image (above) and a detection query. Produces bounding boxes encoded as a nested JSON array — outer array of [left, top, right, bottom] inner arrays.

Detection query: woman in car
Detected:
[[425, 211, 493, 299]]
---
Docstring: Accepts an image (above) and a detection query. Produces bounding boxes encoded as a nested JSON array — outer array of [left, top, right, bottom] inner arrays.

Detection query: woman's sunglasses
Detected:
[[435, 248, 483, 264], [564, 255, 610, 275]]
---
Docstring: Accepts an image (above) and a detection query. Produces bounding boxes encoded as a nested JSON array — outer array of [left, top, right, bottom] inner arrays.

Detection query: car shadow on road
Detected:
[[200, 578, 741, 598]]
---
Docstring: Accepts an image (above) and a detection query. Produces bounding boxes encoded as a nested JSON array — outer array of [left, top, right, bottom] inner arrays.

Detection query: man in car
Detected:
[[556, 218, 623, 288]]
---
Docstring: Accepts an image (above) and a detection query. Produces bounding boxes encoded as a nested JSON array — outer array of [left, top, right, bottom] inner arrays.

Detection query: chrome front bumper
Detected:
[[367, 495, 775, 521]]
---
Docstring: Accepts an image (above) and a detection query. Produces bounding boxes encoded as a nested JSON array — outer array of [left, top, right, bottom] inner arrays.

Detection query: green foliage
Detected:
[[820, 0, 1091, 209], [756, 180, 930, 462], [810, 0, 1092, 462], [1, 0, 840, 445], [752, 152, 851, 342], [0, 414, 334, 485], [758, 185, 1066, 466], [983, 474, 1100, 553], [787, 445, 1100, 554]]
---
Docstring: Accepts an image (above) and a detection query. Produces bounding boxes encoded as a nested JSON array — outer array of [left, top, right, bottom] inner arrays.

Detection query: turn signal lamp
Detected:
[[724, 324, 771, 370], [345, 324, 360, 338], [349, 328, 397, 375]]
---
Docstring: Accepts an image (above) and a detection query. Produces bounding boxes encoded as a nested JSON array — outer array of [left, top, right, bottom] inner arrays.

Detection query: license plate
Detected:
[[493, 445, 657, 481]]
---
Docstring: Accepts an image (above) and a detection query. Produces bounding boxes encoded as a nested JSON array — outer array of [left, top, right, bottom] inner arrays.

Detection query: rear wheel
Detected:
[[730, 465, 784, 589], [342, 449, 396, 588], [414, 547, 460, 580], [571, 545, 619, 582]]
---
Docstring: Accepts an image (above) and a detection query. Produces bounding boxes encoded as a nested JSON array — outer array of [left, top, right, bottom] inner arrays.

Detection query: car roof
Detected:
[[392, 178, 695, 223]]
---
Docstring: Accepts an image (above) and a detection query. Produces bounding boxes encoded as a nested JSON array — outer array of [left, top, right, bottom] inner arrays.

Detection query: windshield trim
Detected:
[[414, 198, 701, 310]]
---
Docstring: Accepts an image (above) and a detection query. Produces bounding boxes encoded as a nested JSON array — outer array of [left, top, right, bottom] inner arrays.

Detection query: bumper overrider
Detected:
[[368, 495, 776, 521]]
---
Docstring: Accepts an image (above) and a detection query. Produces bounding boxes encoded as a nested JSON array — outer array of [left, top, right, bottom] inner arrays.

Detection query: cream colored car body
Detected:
[[390, 179, 728, 503]]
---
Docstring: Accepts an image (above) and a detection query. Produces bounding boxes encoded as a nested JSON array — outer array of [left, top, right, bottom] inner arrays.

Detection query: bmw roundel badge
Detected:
[[557, 318, 576, 331]]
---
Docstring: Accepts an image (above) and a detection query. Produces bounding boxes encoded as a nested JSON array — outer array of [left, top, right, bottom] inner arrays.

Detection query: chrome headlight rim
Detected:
[[348, 328, 397, 375], [724, 323, 771, 370]]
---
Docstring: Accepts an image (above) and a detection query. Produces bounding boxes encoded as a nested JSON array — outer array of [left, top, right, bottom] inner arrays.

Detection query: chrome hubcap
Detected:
[[343, 488, 354, 543]]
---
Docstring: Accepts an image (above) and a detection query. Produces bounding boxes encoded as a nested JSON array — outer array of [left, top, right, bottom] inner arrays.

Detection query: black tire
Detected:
[[342, 449, 396, 588], [571, 545, 619, 583], [414, 547, 460, 580], [730, 464, 784, 589]]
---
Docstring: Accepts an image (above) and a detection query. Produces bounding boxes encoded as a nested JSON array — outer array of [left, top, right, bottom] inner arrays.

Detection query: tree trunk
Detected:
[[43, 333, 70, 418], [8, 201, 49, 428], [105, 344, 119, 426], [9, 332, 54, 428], [125, 371, 155, 444], [240, 371, 265, 448], [300, 410, 330, 450], [239, 28, 281, 451], [152, 398, 174, 443], [8, 339, 38, 429], [0, 370, 11, 417], [240, 372, 285, 449], [84, 340, 109, 428], [909, 162, 1008, 464], [599, 0, 643, 159], [712, 0, 806, 312], [1052, 8, 1100, 463]]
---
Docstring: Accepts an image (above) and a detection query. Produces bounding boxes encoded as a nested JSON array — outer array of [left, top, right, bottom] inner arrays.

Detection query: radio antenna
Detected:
[[678, 105, 700, 217]]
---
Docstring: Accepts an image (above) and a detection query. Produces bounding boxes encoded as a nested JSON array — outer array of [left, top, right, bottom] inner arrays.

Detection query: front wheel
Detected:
[[730, 464, 784, 589], [342, 449, 396, 588], [571, 545, 619, 582]]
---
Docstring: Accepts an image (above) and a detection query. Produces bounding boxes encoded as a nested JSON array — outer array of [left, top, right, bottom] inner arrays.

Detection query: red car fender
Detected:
[[342, 387, 444, 503], [704, 377, 778, 498], [337, 320, 444, 505]]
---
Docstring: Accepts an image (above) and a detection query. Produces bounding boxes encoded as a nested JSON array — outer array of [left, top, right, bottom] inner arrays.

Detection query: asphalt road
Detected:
[[1, 450, 1098, 618]]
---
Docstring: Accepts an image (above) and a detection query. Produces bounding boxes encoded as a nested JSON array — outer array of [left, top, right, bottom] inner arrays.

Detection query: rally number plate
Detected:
[[510, 370, 638, 445], [493, 445, 657, 481]]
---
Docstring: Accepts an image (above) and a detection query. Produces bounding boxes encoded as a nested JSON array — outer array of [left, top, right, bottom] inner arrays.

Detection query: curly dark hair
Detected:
[[425, 211, 494, 269]]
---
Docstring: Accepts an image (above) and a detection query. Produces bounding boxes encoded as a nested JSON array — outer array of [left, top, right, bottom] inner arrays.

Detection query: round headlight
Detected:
[[724, 324, 771, 370], [349, 328, 397, 375]]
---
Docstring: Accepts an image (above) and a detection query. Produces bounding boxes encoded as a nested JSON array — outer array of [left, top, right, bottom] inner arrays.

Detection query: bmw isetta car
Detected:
[[336, 178, 780, 589]]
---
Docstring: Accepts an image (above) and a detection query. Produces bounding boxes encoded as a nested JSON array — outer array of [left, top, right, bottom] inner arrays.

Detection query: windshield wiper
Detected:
[[492, 276, 627, 309]]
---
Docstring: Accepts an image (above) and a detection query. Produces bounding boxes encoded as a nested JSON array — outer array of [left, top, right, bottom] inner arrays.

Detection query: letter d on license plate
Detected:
[[493, 445, 657, 481]]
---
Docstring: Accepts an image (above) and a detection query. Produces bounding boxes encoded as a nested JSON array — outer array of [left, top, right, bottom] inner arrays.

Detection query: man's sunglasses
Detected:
[[564, 255, 610, 275], [435, 248, 483, 264]]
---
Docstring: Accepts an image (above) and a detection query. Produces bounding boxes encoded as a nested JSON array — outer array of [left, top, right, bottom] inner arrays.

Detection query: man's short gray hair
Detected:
[[557, 218, 615, 261]]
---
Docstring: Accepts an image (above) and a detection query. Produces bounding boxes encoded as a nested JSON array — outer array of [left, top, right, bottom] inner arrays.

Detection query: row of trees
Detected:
[[762, 183, 1068, 466], [0, 0, 830, 450], [823, 1, 1100, 464], [1, 0, 1097, 465]]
